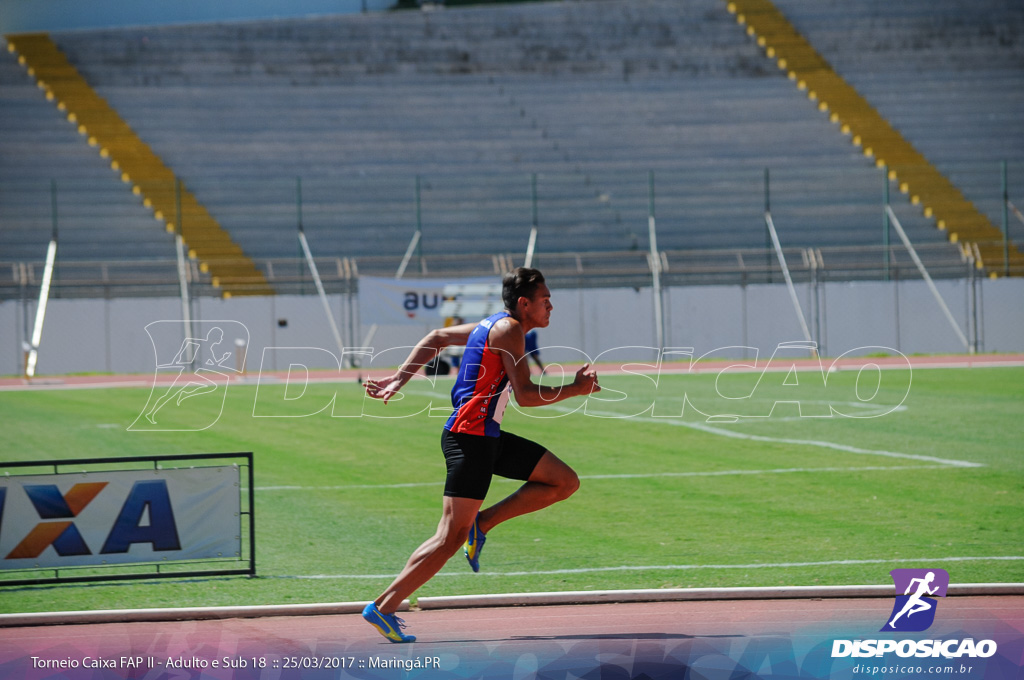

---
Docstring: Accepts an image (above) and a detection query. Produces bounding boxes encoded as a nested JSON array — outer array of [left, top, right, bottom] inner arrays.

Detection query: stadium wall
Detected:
[[0, 0, 390, 34], [3, 278, 1022, 377]]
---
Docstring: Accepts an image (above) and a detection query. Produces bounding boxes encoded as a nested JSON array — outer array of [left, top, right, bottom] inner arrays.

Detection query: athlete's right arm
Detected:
[[364, 322, 477, 403]]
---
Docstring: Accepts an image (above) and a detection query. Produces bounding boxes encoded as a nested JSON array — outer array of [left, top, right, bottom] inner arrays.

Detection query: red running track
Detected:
[[2, 596, 1022, 679]]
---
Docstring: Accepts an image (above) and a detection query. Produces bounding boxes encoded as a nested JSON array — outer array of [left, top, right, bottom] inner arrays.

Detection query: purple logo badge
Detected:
[[881, 568, 950, 632]]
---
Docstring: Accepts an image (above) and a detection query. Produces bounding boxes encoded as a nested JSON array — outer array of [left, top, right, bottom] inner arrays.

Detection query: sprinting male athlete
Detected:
[[361, 267, 600, 643]]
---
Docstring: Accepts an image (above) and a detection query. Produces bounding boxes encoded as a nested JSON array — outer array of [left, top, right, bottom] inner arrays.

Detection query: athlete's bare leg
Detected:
[[476, 451, 579, 534], [375, 495, 481, 614]]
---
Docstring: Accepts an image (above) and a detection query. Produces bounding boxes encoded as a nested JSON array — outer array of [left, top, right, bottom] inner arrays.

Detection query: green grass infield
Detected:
[[0, 365, 1021, 614]]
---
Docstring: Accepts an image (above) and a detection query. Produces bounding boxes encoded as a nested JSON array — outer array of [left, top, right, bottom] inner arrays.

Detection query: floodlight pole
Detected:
[[648, 170, 665, 350], [396, 176, 426, 280], [26, 184, 59, 378], [883, 166, 891, 281], [297, 177, 306, 295], [298, 226, 346, 359], [524, 172, 538, 268], [396, 231, 422, 280], [416, 175, 424, 274], [388, 177, 432, 360], [524, 228, 537, 269], [295, 176, 347, 359], [764, 168, 773, 282], [1002, 160, 1009, 277], [764, 211, 814, 349], [174, 178, 192, 354], [50, 179, 58, 286], [886, 205, 971, 353]]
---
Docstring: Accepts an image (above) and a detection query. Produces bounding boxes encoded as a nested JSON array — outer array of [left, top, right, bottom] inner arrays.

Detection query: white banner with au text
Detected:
[[0, 467, 240, 570], [359, 276, 493, 326]]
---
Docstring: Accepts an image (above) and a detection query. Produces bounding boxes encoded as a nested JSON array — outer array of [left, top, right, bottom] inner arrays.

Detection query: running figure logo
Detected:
[[881, 568, 950, 632], [129, 321, 249, 432]]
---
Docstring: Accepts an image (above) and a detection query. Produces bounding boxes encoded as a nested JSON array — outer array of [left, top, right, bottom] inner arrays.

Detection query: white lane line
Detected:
[[541, 403, 982, 469], [397, 389, 980, 469], [576, 464, 963, 480], [272, 556, 1024, 580], [725, 401, 907, 423], [258, 481, 439, 491], [407, 389, 977, 468], [255, 463, 965, 492]]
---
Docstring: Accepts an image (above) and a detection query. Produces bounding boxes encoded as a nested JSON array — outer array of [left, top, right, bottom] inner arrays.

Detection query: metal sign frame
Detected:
[[0, 452, 255, 587]]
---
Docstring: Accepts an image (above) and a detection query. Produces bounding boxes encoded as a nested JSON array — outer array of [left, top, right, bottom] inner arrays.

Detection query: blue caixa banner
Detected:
[[0, 453, 252, 586], [0, 467, 239, 570]]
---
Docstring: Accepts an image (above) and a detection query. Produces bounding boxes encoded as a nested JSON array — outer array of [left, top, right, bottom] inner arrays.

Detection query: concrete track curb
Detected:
[[2, 584, 1021, 628], [415, 583, 1024, 609], [0, 600, 409, 628]]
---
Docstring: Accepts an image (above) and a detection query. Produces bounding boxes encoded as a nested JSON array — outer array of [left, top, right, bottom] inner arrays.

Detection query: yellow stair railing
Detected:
[[5, 33, 274, 296], [725, 0, 1022, 277]]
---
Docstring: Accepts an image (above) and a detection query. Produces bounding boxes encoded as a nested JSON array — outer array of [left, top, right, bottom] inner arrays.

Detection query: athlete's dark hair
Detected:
[[502, 267, 546, 312]]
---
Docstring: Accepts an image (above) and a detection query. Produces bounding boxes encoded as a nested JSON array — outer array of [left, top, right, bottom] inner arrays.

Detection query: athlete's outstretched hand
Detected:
[[364, 373, 406, 404], [573, 363, 601, 396]]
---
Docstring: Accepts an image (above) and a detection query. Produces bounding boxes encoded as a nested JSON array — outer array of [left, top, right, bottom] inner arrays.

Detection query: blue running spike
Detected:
[[362, 602, 416, 643], [464, 513, 487, 573]]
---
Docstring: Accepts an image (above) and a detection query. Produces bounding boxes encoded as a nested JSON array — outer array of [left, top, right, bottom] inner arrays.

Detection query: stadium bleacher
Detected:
[[0, 46, 179, 263], [1, 0, 1019, 294], [770, 0, 1024, 266]]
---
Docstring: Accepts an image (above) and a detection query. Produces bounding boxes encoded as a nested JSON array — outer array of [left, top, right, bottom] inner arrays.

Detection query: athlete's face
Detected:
[[520, 283, 553, 329]]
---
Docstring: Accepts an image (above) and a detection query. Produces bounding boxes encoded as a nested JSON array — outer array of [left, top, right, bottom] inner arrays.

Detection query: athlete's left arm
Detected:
[[364, 322, 477, 403]]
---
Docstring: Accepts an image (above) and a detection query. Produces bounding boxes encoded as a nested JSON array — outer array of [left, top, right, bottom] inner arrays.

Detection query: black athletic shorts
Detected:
[[440, 429, 547, 500]]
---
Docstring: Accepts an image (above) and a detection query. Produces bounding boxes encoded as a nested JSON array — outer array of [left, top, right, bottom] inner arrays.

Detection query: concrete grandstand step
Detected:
[[3, 0, 1004, 289], [5, 33, 274, 296], [729, 0, 1021, 275]]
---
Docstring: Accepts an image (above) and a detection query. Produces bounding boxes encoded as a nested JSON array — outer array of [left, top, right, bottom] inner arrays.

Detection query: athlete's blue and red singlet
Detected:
[[445, 311, 512, 438]]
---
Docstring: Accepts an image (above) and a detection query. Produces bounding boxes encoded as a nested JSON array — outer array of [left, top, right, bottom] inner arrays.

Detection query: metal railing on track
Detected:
[[1, 241, 1010, 301]]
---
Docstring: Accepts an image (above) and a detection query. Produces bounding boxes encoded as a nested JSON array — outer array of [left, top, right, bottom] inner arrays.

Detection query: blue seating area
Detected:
[[1, 0, 1018, 294], [0, 48, 179, 263]]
